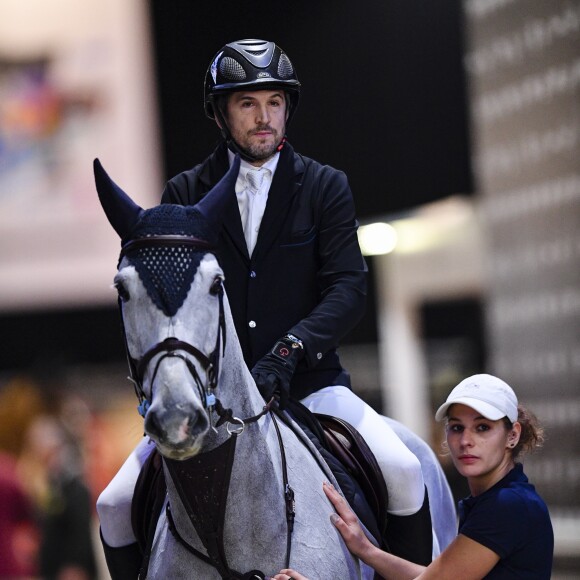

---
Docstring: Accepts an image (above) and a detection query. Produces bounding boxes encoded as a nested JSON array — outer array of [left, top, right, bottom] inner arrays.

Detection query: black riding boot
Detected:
[[100, 530, 142, 580], [384, 487, 433, 566]]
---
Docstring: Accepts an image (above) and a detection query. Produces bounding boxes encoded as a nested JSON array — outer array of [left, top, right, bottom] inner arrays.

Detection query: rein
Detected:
[[118, 234, 295, 579]]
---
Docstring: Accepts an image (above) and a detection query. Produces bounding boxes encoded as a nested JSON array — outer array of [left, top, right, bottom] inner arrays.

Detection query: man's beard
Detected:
[[241, 141, 279, 161], [233, 125, 282, 161]]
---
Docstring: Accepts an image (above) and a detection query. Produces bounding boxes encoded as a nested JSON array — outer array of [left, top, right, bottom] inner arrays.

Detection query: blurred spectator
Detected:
[[0, 376, 44, 457], [18, 413, 97, 580], [0, 450, 39, 578]]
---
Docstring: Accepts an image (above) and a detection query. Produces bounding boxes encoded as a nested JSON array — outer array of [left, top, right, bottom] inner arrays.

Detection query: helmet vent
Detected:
[[277, 53, 294, 78], [220, 57, 246, 81], [245, 49, 268, 56]]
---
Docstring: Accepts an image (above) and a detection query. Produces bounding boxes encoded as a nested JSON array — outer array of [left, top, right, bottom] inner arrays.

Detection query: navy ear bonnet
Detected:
[[94, 155, 240, 318], [126, 203, 213, 242], [122, 204, 215, 317]]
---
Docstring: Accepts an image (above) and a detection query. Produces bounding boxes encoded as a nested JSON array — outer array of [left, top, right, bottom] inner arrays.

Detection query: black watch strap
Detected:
[[270, 335, 303, 363]]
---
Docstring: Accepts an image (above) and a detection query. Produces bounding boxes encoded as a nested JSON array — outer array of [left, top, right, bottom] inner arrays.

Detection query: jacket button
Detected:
[[249, 321, 257, 328], [250, 271, 256, 278], [317, 352, 322, 360]]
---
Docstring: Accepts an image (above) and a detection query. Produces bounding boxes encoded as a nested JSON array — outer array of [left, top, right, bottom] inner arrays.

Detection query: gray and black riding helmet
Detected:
[[204, 39, 301, 127]]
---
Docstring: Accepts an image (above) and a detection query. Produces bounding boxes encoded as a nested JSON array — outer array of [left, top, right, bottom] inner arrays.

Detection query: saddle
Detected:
[[285, 400, 388, 545], [132, 402, 390, 569], [320, 414, 388, 532]]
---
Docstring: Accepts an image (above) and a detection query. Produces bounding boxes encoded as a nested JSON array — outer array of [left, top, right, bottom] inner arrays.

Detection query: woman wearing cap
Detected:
[[274, 374, 553, 580]]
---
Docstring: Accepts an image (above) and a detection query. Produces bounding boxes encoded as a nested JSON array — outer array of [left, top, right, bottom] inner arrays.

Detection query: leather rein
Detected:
[[117, 235, 295, 579]]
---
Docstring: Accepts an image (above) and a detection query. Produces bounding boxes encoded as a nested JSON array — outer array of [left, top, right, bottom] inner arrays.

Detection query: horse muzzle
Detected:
[[145, 404, 209, 459]]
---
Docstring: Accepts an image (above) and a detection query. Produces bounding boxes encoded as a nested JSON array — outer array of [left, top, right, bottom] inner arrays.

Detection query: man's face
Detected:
[[221, 89, 287, 164]]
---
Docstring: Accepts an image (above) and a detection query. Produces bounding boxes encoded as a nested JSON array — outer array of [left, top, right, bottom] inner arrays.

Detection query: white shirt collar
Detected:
[[228, 149, 280, 192]]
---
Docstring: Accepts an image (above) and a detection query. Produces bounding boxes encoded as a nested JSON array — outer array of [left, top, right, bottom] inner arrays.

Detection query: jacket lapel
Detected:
[[198, 142, 304, 262], [199, 144, 249, 260], [252, 144, 304, 259]]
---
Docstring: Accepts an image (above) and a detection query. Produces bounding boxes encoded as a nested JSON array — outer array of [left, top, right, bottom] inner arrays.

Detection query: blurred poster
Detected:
[[0, 0, 161, 310], [463, 0, 580, 560]]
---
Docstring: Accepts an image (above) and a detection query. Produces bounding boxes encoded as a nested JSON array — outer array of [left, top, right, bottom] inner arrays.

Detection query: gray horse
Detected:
[[94, 157, 456, 579], [95, 157, 377, 579]]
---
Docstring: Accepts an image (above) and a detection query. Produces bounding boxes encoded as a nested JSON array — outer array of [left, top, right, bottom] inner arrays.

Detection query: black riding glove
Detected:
[[251, 334, 305, 410]]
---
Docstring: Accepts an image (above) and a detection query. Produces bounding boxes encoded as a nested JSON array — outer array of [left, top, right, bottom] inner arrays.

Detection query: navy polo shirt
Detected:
[[458, 463, 553, 579]]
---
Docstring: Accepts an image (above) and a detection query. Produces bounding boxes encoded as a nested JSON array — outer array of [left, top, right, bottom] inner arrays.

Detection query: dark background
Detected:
[[149, 0, 472, 218], [1, 0, 473, 371]]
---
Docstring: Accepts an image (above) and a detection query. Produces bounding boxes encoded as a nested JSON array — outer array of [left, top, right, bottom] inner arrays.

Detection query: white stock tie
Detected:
[[243, 168, 266, 255]]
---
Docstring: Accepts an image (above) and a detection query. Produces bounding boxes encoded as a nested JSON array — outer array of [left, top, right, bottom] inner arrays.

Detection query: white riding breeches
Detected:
[[97, 436, 155, 547], [300, 386, 425, 516], [97, 385, 425, 548]]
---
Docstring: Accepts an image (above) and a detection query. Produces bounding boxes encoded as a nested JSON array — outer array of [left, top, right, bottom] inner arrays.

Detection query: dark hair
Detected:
[[504, 405, 545, 460]]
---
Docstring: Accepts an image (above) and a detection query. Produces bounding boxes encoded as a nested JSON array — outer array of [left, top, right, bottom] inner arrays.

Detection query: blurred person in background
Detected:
[[18, 407, 97, 580], [0, 376, 44, 578], [0, 450, 39, 578], [0, 376, 44, 458]]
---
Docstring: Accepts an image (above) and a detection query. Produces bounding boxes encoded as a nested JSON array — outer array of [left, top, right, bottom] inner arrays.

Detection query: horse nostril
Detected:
[[189, 409, 209, 436], [145, 411, 163, 440]]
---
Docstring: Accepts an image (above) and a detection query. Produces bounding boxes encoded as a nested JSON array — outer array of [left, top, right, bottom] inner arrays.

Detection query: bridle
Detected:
[[117, 234, 294, 579], [118, 236, 223, 422]]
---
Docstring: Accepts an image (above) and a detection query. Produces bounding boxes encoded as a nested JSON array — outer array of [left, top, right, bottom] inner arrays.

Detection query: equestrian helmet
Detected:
[[204, 39, 301, 125]]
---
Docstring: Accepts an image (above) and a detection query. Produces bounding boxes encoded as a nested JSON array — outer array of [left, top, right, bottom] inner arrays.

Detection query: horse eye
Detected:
[[210, 276, 223, 296], [115, 281, 131, 302]]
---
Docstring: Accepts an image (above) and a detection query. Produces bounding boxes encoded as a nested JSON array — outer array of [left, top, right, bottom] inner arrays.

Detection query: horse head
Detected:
[[94, 157, 240, 460]]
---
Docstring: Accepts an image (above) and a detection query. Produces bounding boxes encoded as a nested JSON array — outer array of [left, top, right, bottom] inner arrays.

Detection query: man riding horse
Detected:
[[97, 38, 433, 576]]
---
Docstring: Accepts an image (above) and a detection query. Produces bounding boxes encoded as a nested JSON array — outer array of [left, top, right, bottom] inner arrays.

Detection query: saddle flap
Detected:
[[315, 413, 389, 537]]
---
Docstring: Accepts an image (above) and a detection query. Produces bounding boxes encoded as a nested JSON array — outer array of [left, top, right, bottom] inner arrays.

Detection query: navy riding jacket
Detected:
[[161, 141, 367, 400]]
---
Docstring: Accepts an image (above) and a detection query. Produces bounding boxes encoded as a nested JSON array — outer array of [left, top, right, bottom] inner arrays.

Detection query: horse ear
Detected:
[[195, 154, 241, 230], [94, 158, 144, 240]]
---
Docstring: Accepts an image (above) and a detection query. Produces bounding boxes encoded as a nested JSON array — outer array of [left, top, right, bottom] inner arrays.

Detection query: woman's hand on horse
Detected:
[[323, 481, 375, 560], [271, 569, 309, 580], [270, 485, 377, 580]]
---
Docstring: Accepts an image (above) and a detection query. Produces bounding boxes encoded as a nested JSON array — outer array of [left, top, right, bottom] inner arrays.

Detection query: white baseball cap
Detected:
[[435, 374, 519, 423]]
